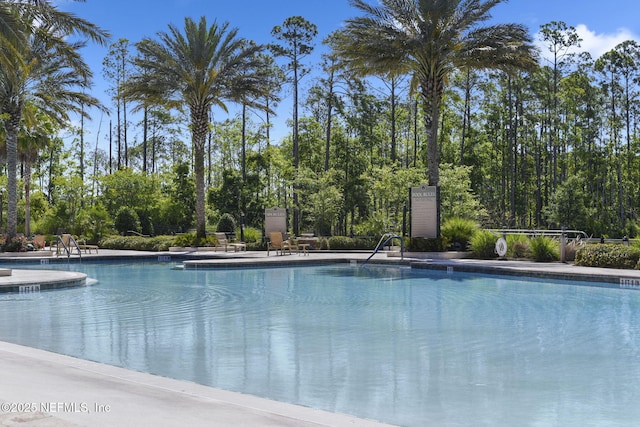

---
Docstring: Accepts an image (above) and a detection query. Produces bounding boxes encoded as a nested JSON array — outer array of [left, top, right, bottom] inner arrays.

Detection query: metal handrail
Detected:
[[488, 229, 589, 239], [361, 233, 404, 267], [56, 235, 82, 260]]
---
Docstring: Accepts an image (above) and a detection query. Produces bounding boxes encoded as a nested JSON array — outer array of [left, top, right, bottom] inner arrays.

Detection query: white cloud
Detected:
[[534, 24, 640, 65]]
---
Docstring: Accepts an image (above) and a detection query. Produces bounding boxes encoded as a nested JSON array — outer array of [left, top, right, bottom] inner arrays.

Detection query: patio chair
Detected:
[[214, 232, 246, 252], [214, 232, 231, 251], [76, 237, 99, 254], [31, 234, 47, 250], [267, 232, 291, 256]]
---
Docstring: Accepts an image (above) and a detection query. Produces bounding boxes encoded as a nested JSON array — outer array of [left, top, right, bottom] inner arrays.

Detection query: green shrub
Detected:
[[216, 213, 236, 233], [114, 206, 140, 235], [317, 237, 330, 250], [173, 232, 196, 247], [327, 236, 378, 250], [172, 232, 217, 247], [99, 235, 175, 251], [506, 234, 530, 258], [239, 226, 259, 243], [407, 237, 447, 252], [75, 204, 112, 244], [469, 230, 498, 259], [441, 217, 479, 251], [530, 236, 560, 262], [575, 244, 640, 269], [138, 211, 155, 236]]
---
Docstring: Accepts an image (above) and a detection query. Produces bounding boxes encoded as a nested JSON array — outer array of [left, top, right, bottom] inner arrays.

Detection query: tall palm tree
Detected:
[[18, 102, 55, 235], [128, 16, 266, 239], [331, 0, 538, 186], [0, 2, 107, 239]]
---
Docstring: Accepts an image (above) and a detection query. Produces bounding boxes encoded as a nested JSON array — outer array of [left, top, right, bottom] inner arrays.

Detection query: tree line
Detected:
[[1, 1, 638, 244]]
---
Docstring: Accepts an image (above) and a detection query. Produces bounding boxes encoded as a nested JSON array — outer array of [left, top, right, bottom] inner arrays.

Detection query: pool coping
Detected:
[[0, 269, 87, 293], [410, 258, 640, 290], [0, 340, 391, 427]]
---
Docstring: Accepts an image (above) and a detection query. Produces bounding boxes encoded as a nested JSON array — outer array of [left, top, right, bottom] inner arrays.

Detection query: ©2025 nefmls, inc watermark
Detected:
[[1, 401, 111, 414]]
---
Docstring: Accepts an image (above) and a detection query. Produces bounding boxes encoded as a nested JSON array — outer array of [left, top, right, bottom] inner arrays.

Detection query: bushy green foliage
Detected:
[[327, 236, 377, 250], [353, 210, 399, 240], [99, 235, 176, 251], [469, 230, 498, 259], [529, 236, 560, 262], [439, 164, 487, 222], [114, 206, 141, 234], [506, 234, 530, 258], [297, 168, 343, 236], [241, 227, 262, 243], [172, 232, 216, 247], [575, 244, 640, 269], [365, 166, 426, 237], [216, 213, 237, 232], [441, 217, 479, 250], [407, 237, 447, 252], [317, 237, 330, 250], [75, 204, 112, 244], [240, 225, 265, 250], [138, 211, 155, 236], [545, 174, 590, 231], [100, 169, 160, 219]]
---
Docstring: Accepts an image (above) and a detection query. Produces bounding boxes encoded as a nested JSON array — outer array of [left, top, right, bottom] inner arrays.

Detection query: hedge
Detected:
[[574, 244, 640, 269], [99, 235, 176, 251]]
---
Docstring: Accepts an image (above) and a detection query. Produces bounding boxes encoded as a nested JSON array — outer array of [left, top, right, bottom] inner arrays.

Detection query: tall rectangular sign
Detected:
[[410, 185, 439, 238], [264, 207, 287, 235]]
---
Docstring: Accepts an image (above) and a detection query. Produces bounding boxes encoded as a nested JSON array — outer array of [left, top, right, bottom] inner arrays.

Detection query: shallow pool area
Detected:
[[1, 261, 640, 426]]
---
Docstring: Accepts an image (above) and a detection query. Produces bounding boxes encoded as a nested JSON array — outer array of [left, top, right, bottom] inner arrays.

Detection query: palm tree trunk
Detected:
[[191, 105, 209, 239], [421, 75, 444, 186], [24, 161, 32, 236], [5, 108, 21, 239]]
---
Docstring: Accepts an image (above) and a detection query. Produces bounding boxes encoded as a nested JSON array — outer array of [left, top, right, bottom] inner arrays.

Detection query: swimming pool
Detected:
[[1, 261, 639, 426]]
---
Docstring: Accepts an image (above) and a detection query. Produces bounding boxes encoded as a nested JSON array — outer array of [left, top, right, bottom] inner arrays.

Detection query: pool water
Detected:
[[1, 262, 640, 426]]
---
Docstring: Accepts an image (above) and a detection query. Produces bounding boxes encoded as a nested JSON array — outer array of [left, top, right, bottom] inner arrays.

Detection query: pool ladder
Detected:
[[55, 235, 82, 261], [361, 233, 404, 267]]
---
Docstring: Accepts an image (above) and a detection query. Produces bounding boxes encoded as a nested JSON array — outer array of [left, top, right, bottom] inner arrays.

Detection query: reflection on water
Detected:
[[1, 262, 640, 426]]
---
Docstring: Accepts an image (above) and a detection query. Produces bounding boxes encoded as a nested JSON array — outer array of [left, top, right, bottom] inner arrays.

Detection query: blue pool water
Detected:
[[1, 262, 640, 426]]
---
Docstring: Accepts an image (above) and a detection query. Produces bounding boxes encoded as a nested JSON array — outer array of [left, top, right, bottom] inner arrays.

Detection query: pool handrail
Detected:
[[55, 234, 82, 260], [361, 233, 404, 267]]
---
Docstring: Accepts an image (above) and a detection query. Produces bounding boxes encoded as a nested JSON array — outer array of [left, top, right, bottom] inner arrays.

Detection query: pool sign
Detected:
[[410, 185, 440, 238], [265, 207, 287, 235]]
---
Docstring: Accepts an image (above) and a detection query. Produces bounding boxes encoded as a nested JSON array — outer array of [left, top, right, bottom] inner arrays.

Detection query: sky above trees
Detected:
[[57, 0, 640, 148]]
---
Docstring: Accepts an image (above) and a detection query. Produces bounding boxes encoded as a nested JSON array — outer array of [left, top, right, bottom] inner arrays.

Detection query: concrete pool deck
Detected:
[[2, 249, 640, 426]]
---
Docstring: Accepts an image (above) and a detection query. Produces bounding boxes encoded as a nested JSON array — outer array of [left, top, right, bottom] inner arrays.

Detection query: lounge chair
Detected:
[[214, 232, 246, 252], [267, 232, 291, 256], [214, 232, 231, 251], [76, 237, 99, 254]]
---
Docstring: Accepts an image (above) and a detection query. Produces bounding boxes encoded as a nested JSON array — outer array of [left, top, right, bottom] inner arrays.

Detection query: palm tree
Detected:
[[1, 1, 106, 67], [0, 0, 108, 239], [18, 103, 56, 235], [128, 16, 266, 239], [331, 0, 538, 186]]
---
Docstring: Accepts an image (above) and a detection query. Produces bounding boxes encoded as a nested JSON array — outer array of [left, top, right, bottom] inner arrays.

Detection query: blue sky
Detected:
[[56, 0, 640, 152]]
